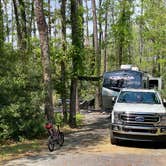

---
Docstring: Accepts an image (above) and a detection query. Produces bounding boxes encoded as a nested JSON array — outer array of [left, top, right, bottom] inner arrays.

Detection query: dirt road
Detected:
[[2, 110, 166, 166]]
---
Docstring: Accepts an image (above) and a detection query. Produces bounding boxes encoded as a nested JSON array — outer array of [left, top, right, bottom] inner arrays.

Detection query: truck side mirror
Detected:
[[112, 96, 117, 105]]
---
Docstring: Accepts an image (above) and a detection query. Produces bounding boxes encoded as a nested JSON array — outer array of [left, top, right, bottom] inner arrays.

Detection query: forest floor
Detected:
[[0, 110, 110, 162], [2, 110, 166, 166]]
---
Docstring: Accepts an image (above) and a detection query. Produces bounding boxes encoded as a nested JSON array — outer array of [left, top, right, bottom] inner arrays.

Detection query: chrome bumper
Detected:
[[111, 124, 166, 141]]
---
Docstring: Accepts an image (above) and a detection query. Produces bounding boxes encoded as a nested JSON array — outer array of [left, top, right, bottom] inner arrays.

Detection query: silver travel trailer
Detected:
[[149, 76, 162, 90], [101, 65, 161, 111]]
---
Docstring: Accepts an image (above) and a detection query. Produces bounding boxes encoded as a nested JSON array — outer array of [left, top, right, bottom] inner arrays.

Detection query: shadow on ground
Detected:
[[118, 140, 166, 149], [61, 113, 110, 152], [3, 111, 166, 165], [2, 112, 110, 165]]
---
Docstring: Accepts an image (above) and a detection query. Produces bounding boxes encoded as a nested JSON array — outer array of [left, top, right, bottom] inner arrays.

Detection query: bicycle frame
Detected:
[[45, 123, 64, 152]]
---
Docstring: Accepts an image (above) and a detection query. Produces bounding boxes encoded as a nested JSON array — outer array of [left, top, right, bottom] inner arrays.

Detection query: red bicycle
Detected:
[[45, 123, 64, 152]]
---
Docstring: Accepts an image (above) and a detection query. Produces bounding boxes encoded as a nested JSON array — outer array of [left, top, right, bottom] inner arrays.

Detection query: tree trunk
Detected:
[[13, 0, 28, 59], [157, 55, 161, 76], [13, 0, 22, 48], [32, 2, 36, 37], [48, 0, 51, 39], [69, 78, 77, 127], [139, 0, 143, 65], [61, 61, 67, 122], [99, 0, 103, 58], [69, 0, 84, 127], [18, 0, 27, 50], [110, 0, 116, 69], [69, 0, 78, 128], [78, 0, 84, 48], [104, 6, 108, 72], [61, 0, 67, 123], [118, 40, 123, 67], [91, 0, 99, 73], [91, 0, 101, 110], [34, 0, 54, 123], [4, 1, 9, 43], [0, 0, 4, 51], [85, 0, 89, 46], [27, 0, 34, 50], [11, 1, 14, 48]]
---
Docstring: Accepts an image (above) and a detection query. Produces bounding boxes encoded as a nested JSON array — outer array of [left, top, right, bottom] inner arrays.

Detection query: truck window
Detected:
[[117, 91, 161, 104]]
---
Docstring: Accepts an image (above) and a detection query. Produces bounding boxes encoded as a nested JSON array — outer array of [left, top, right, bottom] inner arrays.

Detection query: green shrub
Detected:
[[54, 112, 84, 127], [0, 44, 45, 142], [0, 102, 45, 141]]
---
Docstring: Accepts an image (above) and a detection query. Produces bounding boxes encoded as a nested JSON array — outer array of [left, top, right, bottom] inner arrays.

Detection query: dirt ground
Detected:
[[57, 110, 166, 154], [2, 110, 166, 166]]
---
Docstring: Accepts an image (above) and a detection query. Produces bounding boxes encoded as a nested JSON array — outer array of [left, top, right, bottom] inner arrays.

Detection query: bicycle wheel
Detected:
[[58, 132, 64, 146], [48, 136, 54, 152]]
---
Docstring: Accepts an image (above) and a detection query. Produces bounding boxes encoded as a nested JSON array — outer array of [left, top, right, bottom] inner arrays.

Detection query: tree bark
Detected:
[[104, 5, 108, 72], [91, 0, 101, 110], [34, 0, 54, 123], [18, 0, 27, 49], [61, 0, 67, 123], [69, 0, 84, 127], [11, 1, 14, 48], [139, 0, 143, 65], [91, 0, 99, 73], [3, 1, 9, 43], [69, 78, 77, 127], [99, 0, 103, 59], [48, 0, 51, 39], [85, 0, 89, 46], [69, 0, 78, 128], [118, 40, 123, 67], [0, 0, 4, 50], [13, 0, 28, 57], [13, 0, 22, 48], [32, 2, 36, 37], [27, 0, 34, 48]]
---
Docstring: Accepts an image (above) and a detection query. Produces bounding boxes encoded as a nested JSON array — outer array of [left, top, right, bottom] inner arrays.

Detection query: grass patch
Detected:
[[54, 112, 85, 127], [0, 139, 46, 161], [56, 113, 85, 134], [76, 113, 85, 126], [0, 113, 85, 162]]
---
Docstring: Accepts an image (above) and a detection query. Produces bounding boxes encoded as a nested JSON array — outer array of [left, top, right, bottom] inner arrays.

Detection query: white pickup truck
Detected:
[[110, 88, 166, 144]]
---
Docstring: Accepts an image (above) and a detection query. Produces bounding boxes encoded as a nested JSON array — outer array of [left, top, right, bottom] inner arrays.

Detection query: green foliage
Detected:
[[1, 0, 166, 142], [54, 112, 64, 126], [69, 45, 85, 76], [138, 3, 166, 86], [54, 112, 84, 127], [160, 89, 166, 99], [112, 0, 133, 64], [82, 47, 96, 76], [0, 44, 45, 142], [0, 103, 45, 141]]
